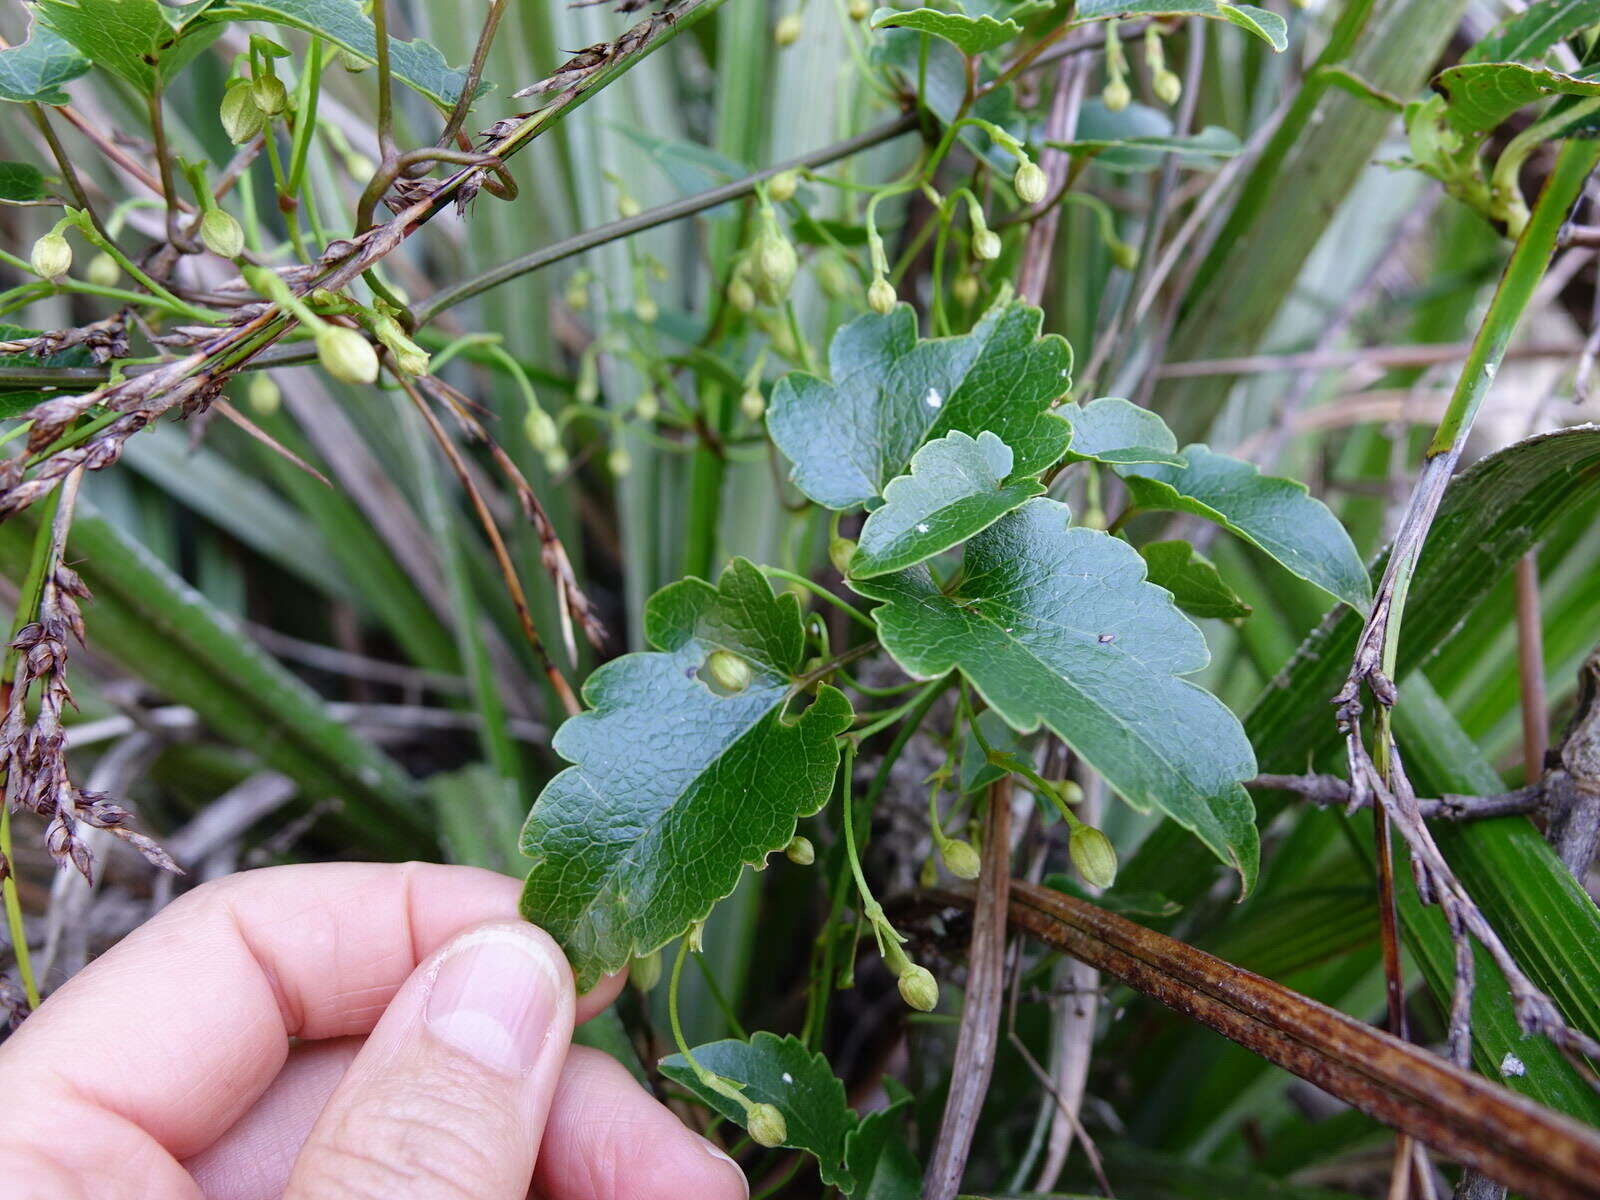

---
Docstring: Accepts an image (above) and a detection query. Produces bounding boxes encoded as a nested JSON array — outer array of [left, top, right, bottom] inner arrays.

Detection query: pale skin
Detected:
[[0, 861, 751, 1200]]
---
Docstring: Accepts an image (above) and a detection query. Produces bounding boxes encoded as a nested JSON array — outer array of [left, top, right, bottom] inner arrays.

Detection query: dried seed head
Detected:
[[740, 387, 765, 422], [251, 73, 289, 116], [748, 1102, 788, 1148], [30, 232, 72, 282], [1014, 160, 1047, 205], [767, 170, 798, 204], [939, 837, 982, 880], [1069, 824, 1118, 890], [200, 209, 245, 260], [898, 963, 939, 1012], [868, 276, 896, 315], [220, 82, 265, 144], [774, 13, 802, 46], [248, 372, 281, 416], [315, 325, 380, 385], [784, 835, 815, 866], [85, 252, 119, 288], [705, 649, 752, 693]]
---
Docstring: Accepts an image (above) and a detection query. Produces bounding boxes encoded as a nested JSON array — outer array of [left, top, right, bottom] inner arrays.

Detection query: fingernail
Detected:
[[425, 928, 561, 1075], [701, 1139, 750, 1199]]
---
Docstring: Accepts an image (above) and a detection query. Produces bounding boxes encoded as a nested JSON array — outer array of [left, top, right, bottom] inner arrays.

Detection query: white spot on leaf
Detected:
[[1500, 1052, 1525, 1077], [924, 388, 942, 409], [781, 1072, 794, 1084]]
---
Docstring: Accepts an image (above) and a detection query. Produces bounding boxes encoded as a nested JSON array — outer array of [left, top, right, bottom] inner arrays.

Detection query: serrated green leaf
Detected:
[[660, 1033, 858, 1190], [871, 0, 1050, 55], [849, 430, 1043, 579], [34, 0, 223, 93], [0, 161, 48, 202], [1140, 539, 1252, 622], [1058, 396, 1185, 466], [1073, 1, 1288, 52], [213, 0, 483, 108], [1118, 445, 1371, 611], [520, 559, 853, 989], [1434, 61, 1600, 135], [0, 14, 91, 104], [843, 1094, 921, 1200], [853, 498, 1259, 890], [769, 300, 1071, 510], [1462, 0, 1600, 65]]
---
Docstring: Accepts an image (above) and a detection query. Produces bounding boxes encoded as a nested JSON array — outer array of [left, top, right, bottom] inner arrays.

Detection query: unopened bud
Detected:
[[252, 73, 289, 116], [748, 1102, 787, 1147], [247, 372, 281, 416], [848, 0, 869, 18], [898, 963, 939, 1012], [220, 83, 265, 144], [200, 208, 245, 259], [345, 153, 376, 180], [920, 854, 939, 889], [973, 228, 1001, 261], [315, 325, 379, 384], [524, 405, 558, 453], [1110, 239, 1139, 271], [706, 649, 752, 693], [635, 294, 659, 324], [939, 838, 981, 880], [740, 387, 765, 422], [339, 48, 370, 72], [774, 13, 802, 46], [635, 389, 659, 420], [372, 313, 430, 376], [727, 275, 757, 312], [617, 192, 641, 219], [85, 252, 119, 288], [817, 256, 853, 301], [1057, 778, 1084, 806], [1014, 160, 1047, 205], [784, 835, 815, 866], [1069, 824, 1118, 890], [1103, 76, 1131, 112], [543, 446, 570, 475], [630, 949, 662, 991], [608, 446, 632, 477], [828, 536, 857, 575], [767, 170, 798, 204], [565, 275, 589, 311], [30, 232, 71, 282], [952, 273, 979, 306], [868, 276, 896, 315], [751, 221, 797, 305], [576, 356, 599, 405], [1154, 68, 1182, 106]]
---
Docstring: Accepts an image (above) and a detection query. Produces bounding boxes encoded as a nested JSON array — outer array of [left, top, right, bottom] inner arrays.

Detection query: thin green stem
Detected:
[[853, 676, 948, 740], [759, 566, 873, 628]]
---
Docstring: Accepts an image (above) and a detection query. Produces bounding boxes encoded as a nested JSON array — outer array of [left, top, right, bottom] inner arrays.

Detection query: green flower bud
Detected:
[[706, 649, 752, 693], [920, 854, 940, 889], [848, 0, 869, 19], [630, 949, 662, 992], [868, 276, 896, 315], [767, 170, 798, 204], [1103, 76, 1131, 112], [565, 275, 590, 311], [817, 255, 854, 301], [200, 208, 245, 259], [1154, 68, 1182, 106], [247, 372, 281, 416], [524, 405, 558, 453], [784, 835, 815, 866], [372, 313, 430, 377], [1069, 824, 1118, 890], [339, 48, 370, 72], [543, 446, 570, 475], [740, 387, 765, 422], [727, 275, 757, 313], [220, 82, 265, 144], [1110, 239, 1139, 271], [635, 294, 659, 324], [828, 536, 857, 575], [1057, 778, 1084, 806], [576, 355, 599, 405], [774, 13, 802, 46], [973, 228, 1001, 261], [751, 219, 797, 305], [30, 232, 71, 282], [315, 325, 379, 384], [635, 389, 659, 421], [939, 838, 982, 880], [748, 1102, 788, 1148], [345, 153, 376, 181], [608, 446, 632, 477], [951, 273, 979, 306], [617, 192, 641, 220], [251, 73, 289, 116], [898, 963, 939, 1012], [85, 252, 119, 288], [1015, 160, 1047, 205]]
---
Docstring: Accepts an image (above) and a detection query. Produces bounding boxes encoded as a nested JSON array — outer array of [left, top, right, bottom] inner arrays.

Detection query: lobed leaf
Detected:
[[1058, 396, 1185, 466], [0, 14, 90, 104], [1139, 539, 1252, 621], [0, 161, 49, 202], [849, 430, 1043, 579], [1073, 1, 1288, 52], [1119, 444, 1372, 611], [1433, 61, 1600, 135], [853, 498, 1260, 890], [520, 559, 853, 989], [1462, 0, 1600, 65], [768, 300, 1071, 510], [660, 1033, 858, 1190], [871, 0, 1051, 56], [34, 0, 223, 93]]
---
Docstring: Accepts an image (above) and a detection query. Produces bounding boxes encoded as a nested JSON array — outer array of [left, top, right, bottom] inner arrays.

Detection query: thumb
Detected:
[[285, 919, 576, 1200]]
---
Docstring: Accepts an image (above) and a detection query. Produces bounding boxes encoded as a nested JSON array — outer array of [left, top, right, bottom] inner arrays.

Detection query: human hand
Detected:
[[0, 862, 749, 1200]]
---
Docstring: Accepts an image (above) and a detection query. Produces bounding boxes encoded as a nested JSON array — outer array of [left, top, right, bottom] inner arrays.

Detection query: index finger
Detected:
[[0, 862, 621, 1170]]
